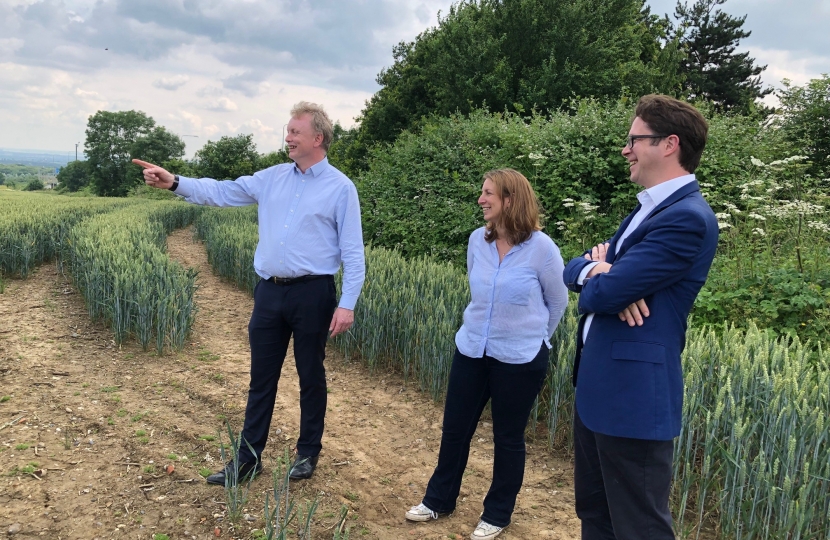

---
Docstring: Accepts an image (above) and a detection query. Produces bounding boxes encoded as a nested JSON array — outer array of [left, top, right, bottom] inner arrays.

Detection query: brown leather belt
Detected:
[[266, 275, 331, 286]]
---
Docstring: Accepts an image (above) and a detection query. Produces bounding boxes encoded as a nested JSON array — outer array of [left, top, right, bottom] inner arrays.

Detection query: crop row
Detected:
[[1, 190, 201, 353], [0, 189, 137, 277]]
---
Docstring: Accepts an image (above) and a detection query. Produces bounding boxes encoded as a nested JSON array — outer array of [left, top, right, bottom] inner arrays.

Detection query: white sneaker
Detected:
[[470, 520, 504, 540], [405, 502, 438, 522]]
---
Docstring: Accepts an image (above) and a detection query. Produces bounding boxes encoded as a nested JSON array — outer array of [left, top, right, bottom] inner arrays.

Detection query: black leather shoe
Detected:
[[205, 461, 263, 486], [288, 454, 319, 480]]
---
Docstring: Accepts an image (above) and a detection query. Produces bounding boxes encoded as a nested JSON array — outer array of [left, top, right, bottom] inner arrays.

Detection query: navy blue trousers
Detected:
[[422, 345, 549, 528], [237, 276, 336, 463], [573, 408, 675, 540]]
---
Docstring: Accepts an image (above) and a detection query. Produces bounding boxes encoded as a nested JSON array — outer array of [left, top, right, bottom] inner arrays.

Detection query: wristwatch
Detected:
[[168, 175, 179, 192]]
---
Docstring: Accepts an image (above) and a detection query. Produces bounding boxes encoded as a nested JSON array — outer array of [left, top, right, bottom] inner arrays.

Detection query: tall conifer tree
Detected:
[[674, 0, 770, 112]]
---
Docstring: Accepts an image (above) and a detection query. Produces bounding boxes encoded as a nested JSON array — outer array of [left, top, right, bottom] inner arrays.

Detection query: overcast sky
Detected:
[[1, 0, 828, 156]]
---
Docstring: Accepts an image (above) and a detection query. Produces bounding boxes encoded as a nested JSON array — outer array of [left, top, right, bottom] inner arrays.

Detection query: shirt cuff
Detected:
[[338, 294, 358, 311], [173, 176, 194, 197], [577, 262, 599, 285]]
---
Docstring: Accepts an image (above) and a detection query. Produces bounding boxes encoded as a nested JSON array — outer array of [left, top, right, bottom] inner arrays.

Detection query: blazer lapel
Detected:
[[606, 203, 641, 265], [616, 181, 701, 257]]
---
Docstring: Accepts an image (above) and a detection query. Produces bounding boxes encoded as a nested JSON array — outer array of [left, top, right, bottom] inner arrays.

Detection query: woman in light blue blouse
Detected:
[[405, 168, 569, 539]]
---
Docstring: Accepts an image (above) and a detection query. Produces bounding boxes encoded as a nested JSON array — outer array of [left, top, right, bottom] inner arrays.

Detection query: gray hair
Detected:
[[290, 101, 334, 151]]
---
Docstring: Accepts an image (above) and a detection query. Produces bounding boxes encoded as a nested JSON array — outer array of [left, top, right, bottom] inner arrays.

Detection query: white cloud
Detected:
[[205, 96, 239, 112], [153, 75, 189, 91]]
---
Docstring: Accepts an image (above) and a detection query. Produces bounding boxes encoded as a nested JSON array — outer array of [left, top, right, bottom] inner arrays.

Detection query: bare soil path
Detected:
[[0, 227, 579, 539]]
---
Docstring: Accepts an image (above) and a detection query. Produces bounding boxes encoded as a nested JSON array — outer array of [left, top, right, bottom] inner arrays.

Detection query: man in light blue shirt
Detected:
[[134, 101, 365, 484]]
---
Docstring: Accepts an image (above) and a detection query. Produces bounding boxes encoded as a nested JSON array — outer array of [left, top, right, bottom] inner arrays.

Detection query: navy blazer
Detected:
[[563, 181, 718, 440]]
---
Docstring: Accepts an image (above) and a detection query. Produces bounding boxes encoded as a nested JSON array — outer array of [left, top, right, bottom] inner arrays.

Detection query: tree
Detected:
[[128, 127, 186, 185], [0, 172, 5, 185], [56, 160, 91, 192], [85, 110, 155, 196], [674, 0, 771, 112], [24, 178, 44, 191], [192, 134, 259, 179], [777, 75, 830, 178], [350, 0, 679, 169]]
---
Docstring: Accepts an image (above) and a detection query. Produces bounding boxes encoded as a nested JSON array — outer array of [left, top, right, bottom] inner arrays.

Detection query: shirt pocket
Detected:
[[495, 268, 535, 305], [611, 341, 666, 364]]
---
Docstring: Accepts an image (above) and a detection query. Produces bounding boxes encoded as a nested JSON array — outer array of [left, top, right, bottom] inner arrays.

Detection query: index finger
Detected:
[[131, 159, 158, 169]]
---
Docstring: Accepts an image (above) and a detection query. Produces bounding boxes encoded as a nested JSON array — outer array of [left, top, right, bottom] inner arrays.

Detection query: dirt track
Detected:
[[0, 227, 579, 539]]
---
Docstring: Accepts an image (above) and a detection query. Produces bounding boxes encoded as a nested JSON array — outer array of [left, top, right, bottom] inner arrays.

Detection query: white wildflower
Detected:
[[715, 212, 730, 220], [699, 182, 714, 187], [807, 221, 830, 234], [562, 202, 575, 208], [562, 198, 574, 202], [718, 222, 732, 230], [752, 228, 766, 236], [748, 213, 766, 221], [750, 156, 765, 167]]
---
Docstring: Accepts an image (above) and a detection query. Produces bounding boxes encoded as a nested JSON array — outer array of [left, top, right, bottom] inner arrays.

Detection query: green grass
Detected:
[[0, 396, 10, 403], [198, 468, 212, 478], [198, 434, 215, 442], [14, 444, 30, 451]]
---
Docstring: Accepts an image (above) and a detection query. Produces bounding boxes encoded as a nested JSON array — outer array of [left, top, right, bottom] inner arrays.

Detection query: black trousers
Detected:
[[422, 345, 549, 528], [237, 276, 336, 463], [573, 408, 675, 540]]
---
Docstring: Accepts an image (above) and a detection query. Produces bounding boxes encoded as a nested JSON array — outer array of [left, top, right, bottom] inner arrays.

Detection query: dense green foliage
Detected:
[[777, 75, 830, 179], [85, 111, 186, 196], [357, 99, 786, 263], [23, 178, 44, 191], [673, 0, 770, 112], [191, 134, 260, 180], [56, 160, 91, 192], [85, 110, 156, 197], [349, 0, 681, 169], [354, 96, 829, 341]]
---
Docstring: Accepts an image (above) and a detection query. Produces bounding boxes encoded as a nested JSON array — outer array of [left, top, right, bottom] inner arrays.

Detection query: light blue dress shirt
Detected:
[[455, 228, 569, 364], [175, 158, 366, 310]]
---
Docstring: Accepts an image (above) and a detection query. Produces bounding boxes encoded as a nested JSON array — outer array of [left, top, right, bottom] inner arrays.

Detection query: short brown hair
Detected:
[[635, 94, 708, 172], [290, 101, 334, 151], [482, 168, 543, 245]]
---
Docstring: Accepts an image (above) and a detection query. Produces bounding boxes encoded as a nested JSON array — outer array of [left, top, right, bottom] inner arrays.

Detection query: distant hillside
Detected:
[[0, 148, 81, 168]]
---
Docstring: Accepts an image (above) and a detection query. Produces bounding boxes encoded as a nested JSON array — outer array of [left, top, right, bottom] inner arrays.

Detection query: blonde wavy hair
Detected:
[[290, 101, 334, 151]]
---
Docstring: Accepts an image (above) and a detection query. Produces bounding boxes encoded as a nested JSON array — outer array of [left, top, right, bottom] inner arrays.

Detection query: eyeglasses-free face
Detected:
[[624, 134, 668, 149]]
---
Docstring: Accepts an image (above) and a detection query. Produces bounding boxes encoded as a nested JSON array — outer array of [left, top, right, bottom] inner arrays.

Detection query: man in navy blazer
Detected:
[[563, 95, 718, 539]]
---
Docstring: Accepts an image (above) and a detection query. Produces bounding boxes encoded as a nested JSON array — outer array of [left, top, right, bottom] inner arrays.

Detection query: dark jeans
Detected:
[[237, 276, 336, 464], [422, 344, 549, 528], [573, 407, 675, 540]]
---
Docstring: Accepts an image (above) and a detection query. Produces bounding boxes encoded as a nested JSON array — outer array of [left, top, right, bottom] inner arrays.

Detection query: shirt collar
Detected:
[[294, 156, 329, 177], [639, 174, 696, 208]]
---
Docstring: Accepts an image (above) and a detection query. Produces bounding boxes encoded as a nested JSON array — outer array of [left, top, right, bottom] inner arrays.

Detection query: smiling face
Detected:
[[478, 178, 509, 224], [622, 116, 665, 188], [285, 113, 323, 167]]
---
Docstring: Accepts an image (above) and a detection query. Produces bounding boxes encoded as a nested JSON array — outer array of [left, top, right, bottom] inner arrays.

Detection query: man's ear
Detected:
[[314, 132, 324, 148], [663, 134, 681, 157]]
